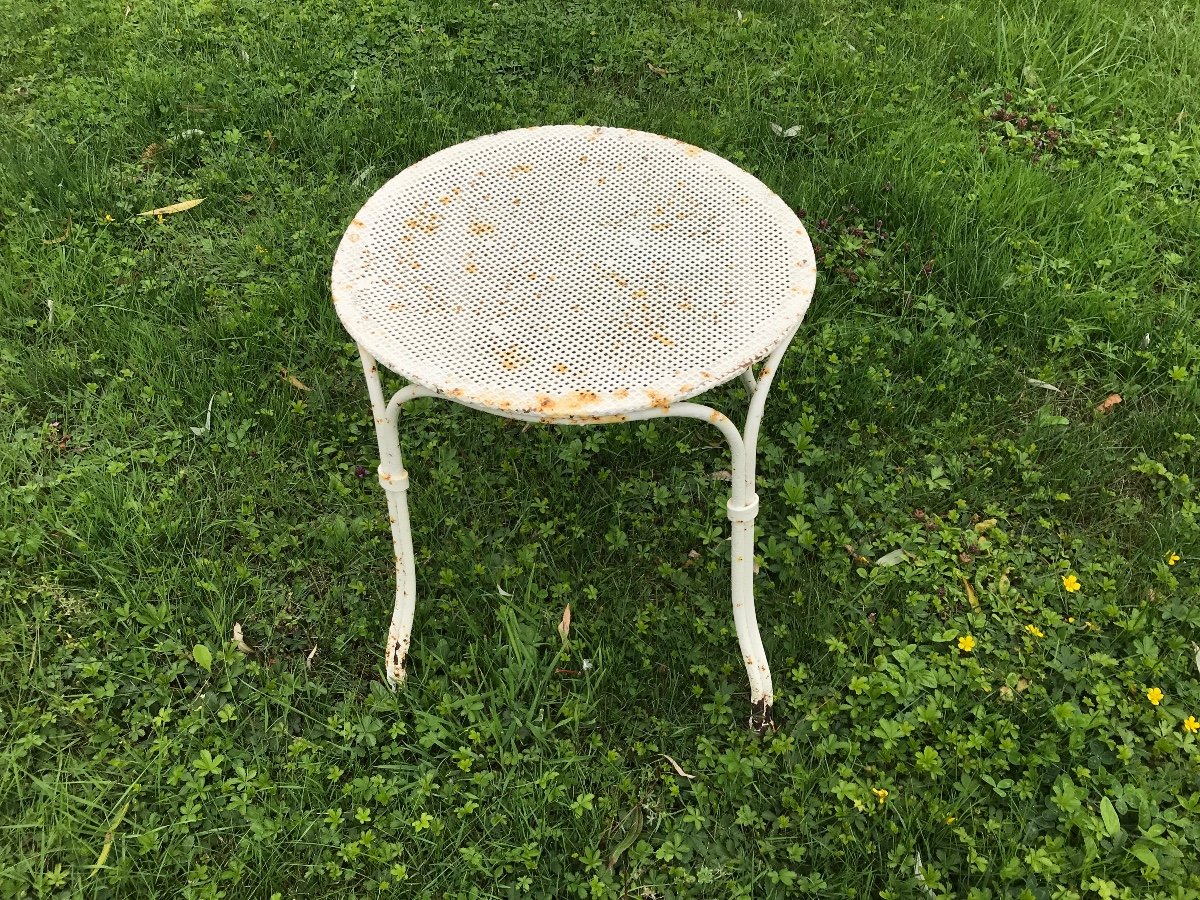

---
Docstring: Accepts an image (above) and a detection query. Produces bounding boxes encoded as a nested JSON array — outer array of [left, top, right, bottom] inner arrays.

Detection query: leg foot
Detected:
[[749, 698, 775, 734], [385, 621, 410, 689]]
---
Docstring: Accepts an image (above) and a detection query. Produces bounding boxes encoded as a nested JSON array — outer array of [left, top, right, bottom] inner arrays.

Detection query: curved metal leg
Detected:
[[667, 399, 772, 733], [359, 345, 433, 687]]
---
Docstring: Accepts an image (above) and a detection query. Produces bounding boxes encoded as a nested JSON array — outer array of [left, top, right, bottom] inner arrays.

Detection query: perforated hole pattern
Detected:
[[332, 125, 816, 420]]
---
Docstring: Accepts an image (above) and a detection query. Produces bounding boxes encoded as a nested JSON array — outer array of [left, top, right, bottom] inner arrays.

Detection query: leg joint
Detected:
[[726, 493, 759, 523], [378, 466, 409, 492]]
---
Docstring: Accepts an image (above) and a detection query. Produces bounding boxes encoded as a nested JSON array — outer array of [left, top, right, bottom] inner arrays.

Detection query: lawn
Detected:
[[2, 0, 1199, 896]]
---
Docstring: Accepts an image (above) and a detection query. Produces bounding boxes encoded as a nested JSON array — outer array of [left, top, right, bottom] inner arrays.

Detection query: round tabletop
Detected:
[[332, 125, 816, 421]]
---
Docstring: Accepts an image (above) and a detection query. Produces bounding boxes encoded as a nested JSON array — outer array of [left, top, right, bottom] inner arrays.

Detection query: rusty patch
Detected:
[[632, 289, 647, 299], [348, 232, 361, 243], [351, 218, 365, 228], [597, 176, 607, 185], [499, 346, 530, 371], [554, 363, 568, 374], [645, 390, 671, 411], [613, 388, 629, 399], [465, 263, 478, 274], [470, 221, 495, 235], [511, 164, 533, 174], [579, 154, 589, 164], [651, 332, 675, 347]]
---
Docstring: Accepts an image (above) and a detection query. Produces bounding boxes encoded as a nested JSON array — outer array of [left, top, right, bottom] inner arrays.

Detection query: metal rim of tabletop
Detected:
[[332, 125, 817, 732]]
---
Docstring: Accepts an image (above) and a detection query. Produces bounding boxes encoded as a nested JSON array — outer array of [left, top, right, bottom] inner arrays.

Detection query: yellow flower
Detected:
[[1067, 616, 1076, 623], [1062, 574, 1081, 593], [1025, 624, 1044, 639], [872, 788, 888, 805], [104, 214, 114, 223], [945, 815, 956, 824], [1184, 716, 1199, 734], [957, 635, 976, 652], [1147, 687, 1164, 706], [1168, 553, 1180, 566]]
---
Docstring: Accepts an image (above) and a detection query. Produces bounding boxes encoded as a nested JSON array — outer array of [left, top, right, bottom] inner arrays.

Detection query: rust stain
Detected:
[[709, 409, 722, 422], [348, 232, 361, 243], [652, 332, 675, 347], [512, 197, 522, 205], [351, 219, 365, 228], [450, 388, 464, 397], [465, 263, 478, 273], [613, 388, 629, 399], [511, 164, 533, 174], [470, 221, 495, 235], [597, 176, 607, 185], [676, 301, 693, 311], [500, 345, 530, 371], [632, 289, 647, 299], [651, 222, 671, 231], [579, 154, 589, 164], [553, 363, 569, 374], [646, 390, 671, 411], [410, 261, 421, 269], [528, 272, 538, 280], [655, 205, 665, 215], [404, 212, 442, 233], [438, 195, 451, 205], [701, 371, 711, 379]]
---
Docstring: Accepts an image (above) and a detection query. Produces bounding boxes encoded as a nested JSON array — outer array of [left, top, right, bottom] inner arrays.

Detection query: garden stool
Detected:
[[331, 125, 816, 731]]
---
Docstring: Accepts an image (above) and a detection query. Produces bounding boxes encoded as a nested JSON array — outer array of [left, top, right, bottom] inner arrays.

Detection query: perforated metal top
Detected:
[[332, 125, 816, 421]]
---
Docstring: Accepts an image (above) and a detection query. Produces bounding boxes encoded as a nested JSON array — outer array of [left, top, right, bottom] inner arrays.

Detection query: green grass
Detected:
[[2, 0, 1199, 896]]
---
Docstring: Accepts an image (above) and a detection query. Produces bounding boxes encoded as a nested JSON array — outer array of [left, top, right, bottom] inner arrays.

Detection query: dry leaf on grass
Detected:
[[306, 645, 318, 668], [1095, 393, 1122, 415], [962, 578, 981, 614], [660, 754, 695, 779], [1025, 377, 1061, 392], [232, 622, 253, 654], [558, 605, 571, 645], [279, 368, 311, 391], [42, 219, 71, 245], [138, 198, 204, 217], [647, 62, 670, 76]]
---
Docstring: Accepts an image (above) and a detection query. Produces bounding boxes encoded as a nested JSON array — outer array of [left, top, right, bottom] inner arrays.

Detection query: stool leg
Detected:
[[359, 347, 418, 687], [728, 490, 774, 734]]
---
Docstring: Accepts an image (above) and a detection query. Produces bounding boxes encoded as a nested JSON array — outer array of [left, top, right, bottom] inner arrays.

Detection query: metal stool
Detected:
[[331, 125, 816, 730]]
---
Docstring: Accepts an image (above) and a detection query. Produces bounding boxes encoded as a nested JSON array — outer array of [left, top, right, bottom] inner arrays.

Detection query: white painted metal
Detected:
[[335, 126, 816, 731]]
